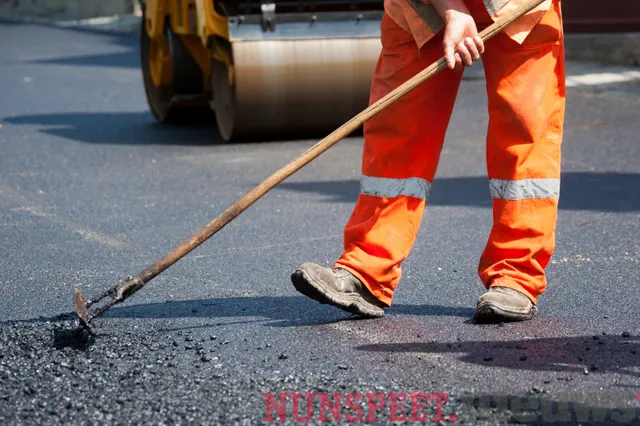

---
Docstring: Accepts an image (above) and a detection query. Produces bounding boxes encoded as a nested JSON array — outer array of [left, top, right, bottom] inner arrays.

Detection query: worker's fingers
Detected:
[[464, 37, 480, 61], [473, 35, 485, 54], [443, 37, 456, 70], [453, 53, 463, 72], [457, 42, 473, 67]]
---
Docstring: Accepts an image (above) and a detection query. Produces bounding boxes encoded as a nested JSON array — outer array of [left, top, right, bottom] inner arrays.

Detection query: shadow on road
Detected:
[[357, 334, 640, 378], [3, 110, 355, 144], [25, 296, 639, 379], [4, 111, 224, 145], [100, 296, 474, 327], [29, 50, 139, 68], [277, 172, 640, 212]]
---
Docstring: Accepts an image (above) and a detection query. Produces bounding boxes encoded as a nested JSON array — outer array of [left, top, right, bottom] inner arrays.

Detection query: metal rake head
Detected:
[[74, 276, 144, 330]]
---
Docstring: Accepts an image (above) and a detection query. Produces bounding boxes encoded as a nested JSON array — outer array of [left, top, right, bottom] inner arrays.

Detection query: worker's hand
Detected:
[[432, 0, 485, 72]]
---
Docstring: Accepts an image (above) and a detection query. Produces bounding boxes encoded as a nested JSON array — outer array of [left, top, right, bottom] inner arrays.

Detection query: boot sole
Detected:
[[291, 269, 384, 319], [473, 301, 538, 323]]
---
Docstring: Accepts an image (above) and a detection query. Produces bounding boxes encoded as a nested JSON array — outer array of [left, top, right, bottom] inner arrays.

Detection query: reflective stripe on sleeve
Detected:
[[360, 175, 432, 201], [489, 178, 560, 200]]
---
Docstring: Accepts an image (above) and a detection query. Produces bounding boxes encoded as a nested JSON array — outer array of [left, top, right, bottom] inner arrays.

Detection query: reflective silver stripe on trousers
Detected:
[[489, 178, 560, 200], [360, 175, 432, 201]]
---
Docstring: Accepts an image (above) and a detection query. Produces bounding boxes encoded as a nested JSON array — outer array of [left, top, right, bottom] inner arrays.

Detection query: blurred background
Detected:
[[2, 0, 637, 142]]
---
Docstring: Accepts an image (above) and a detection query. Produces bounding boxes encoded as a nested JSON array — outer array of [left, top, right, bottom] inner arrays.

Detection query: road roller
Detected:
[[140, 0, 384, 140]]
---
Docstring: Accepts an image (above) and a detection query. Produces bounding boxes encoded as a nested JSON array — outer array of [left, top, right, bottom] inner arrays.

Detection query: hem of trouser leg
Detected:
[[333, 262, 392, 307], [489, 278, 539, 305]]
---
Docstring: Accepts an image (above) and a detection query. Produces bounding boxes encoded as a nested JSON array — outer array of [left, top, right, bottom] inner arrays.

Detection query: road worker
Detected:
[[292, 0, 565, 322]]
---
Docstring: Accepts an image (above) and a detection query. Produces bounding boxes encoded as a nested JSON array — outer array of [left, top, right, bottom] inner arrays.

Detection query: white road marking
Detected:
[[566, 70, 640, 87], [1, 183, 126, 248]]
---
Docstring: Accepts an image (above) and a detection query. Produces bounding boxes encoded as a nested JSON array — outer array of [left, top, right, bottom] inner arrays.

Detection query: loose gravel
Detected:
[[0, 316, 469, 425]]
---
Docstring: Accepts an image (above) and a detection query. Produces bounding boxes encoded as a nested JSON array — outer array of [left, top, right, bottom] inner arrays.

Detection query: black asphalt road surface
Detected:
[[1, 21, 639, 425]]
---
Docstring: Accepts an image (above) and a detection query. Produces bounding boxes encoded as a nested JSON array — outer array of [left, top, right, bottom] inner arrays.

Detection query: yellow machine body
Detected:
[[140, 0, 384, 140]]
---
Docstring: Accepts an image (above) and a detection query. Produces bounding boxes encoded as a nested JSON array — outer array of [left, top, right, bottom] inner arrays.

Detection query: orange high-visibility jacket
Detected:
[[385, 0, 552, 47]]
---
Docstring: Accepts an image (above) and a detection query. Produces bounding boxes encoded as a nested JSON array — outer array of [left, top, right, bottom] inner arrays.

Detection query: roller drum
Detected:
[[212, 15, 382, 140]]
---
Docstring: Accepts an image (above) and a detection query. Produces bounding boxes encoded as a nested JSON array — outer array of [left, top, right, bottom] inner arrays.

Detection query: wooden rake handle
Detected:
[[113, 0, 548, 300]]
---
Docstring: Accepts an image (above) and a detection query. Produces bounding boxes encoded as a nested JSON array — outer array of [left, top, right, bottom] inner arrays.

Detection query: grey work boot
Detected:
[[291, 263, 386, 318], [473, 286, 538, 323]]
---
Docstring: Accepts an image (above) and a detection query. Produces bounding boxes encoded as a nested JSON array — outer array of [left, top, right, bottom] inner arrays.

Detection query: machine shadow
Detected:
[[102, 295, 474, 328], [28, 50, 139, 68], [3, 111, 362, 145], [3, 111, 226, 146], [277, 172, 640, 212], [357, 334, 640, 378]]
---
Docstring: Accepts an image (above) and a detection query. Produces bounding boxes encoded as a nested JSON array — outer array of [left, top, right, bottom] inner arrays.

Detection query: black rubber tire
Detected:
[[140, 8, 207, 124]]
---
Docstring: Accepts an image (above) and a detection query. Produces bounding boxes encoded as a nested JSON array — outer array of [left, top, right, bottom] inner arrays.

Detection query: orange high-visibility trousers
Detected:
[[335, 0, 566, 306]]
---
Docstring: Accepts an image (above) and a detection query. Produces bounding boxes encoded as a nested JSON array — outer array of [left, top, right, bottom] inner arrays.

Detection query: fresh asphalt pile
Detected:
[[0, 316, 469, 425], [1, 313, 638, 425]]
